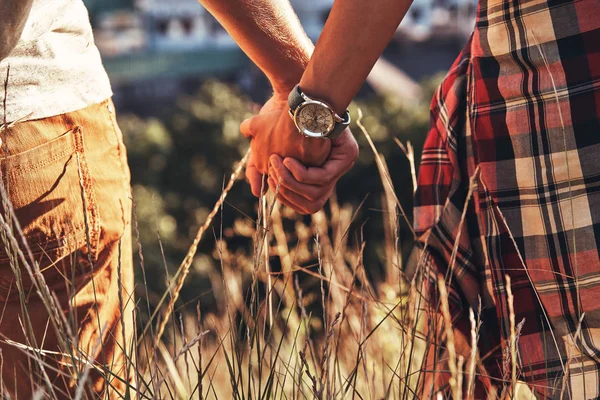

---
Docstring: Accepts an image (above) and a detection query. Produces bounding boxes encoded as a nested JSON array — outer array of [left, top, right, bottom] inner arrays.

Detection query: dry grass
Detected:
[[0, 110, 428, 398], [0, 67, 546, 398]]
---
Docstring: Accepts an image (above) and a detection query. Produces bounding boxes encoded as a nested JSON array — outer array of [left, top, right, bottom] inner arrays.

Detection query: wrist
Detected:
[[299, 64, 353, 116], [271, 70, 304, 96], [270, 42, 314, 95], [271, 80, 299, 98]]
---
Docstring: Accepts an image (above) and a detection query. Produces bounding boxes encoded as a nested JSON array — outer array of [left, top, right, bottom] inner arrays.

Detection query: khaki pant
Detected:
[[0, 100, 134, 398]]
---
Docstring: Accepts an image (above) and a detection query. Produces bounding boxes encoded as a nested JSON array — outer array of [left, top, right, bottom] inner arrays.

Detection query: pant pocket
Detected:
[[0, 126, 100, 296]]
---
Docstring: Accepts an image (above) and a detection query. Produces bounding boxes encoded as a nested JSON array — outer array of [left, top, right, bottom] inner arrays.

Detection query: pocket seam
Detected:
[[2, 129, 76, 177], [0, 126, 100, 292]]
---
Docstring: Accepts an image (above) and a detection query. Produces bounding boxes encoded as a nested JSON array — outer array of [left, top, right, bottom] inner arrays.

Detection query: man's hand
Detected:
[[240, 92, 332, 197], [267, 128, 358, 214]]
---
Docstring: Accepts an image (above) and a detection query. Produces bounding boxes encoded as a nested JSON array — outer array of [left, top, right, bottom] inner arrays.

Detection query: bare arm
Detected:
[[264, 0, 412, 211], [0, 0, 34, 61], [197, 0, 313, 93], [200, 0, 336, 196], [300, 0, 413, 114]]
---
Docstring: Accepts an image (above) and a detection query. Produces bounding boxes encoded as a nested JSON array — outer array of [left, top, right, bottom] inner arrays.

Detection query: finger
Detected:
[[270, 155, 332, 201], [275, 192, 307, 214], [283, 148, 357, 186], [282, 158, 334, 185], [268, 176, 277, 192], [268, 170, 332, 214], [276, 187, 311, 214], [246, 163, 263, 197], [275, 185, 332, 215], [267, 173, 282, 195], [282, 130, 358, 185], [248, 139, 269, 174], [267, 170, 309, 213], [239, 116, 257, 138], [284, 129, 358, 184]]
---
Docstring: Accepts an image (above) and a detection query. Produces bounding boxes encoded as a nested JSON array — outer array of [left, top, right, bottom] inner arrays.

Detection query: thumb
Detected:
[[239, 116, 258, 138], [246, 154, 264, 197], [282, 157, 308, 181]]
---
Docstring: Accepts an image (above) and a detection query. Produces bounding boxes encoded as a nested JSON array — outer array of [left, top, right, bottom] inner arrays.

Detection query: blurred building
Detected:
[[398, 0, 476, 41], [83, 0, 476, 110]]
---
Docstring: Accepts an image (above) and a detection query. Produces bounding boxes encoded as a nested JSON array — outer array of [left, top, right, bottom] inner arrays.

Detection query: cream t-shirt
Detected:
[[0, 0, 112, 123]]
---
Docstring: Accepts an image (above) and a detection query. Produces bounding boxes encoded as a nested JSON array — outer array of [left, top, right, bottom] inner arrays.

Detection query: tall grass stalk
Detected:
[[0, 93, 554, 399]]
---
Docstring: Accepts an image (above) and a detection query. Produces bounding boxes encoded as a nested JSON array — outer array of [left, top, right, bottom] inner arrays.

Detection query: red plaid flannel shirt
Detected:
[[413, 0, 600, 398]]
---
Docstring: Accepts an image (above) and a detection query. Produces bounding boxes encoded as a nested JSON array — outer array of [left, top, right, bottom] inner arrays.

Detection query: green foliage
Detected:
[[120, 77, 441, 307]]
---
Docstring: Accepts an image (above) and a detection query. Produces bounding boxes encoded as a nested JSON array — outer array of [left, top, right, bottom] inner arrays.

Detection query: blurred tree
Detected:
[[119, 76, 442, 311]]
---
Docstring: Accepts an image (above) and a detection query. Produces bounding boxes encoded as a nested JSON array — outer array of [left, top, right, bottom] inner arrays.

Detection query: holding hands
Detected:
[[239, 91, 331, 196], [266, 128, 358, 214], [201, 0, 410, 215], [240, 90, 358, 214]]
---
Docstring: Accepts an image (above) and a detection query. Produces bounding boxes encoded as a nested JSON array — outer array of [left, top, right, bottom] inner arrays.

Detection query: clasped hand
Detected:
[[240, 92, 358, 214]]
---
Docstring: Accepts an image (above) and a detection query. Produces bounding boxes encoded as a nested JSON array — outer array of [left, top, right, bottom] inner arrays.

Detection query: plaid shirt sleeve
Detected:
[[412, 0, 600, 398]]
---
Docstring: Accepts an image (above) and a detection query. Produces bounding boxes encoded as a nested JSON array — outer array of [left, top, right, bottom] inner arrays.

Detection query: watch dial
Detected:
[[297, 104, 334, 136]]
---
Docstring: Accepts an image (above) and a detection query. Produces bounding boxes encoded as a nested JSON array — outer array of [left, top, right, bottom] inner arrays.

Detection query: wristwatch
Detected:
[[288, 84, 351, 139]]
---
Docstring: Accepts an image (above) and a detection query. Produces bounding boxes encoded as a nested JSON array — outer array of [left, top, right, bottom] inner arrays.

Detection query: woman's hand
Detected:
[[267, 128, 358, 214]]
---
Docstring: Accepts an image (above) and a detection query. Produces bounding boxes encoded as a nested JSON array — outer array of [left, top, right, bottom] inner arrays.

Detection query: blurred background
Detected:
[[81, 0, 476, 312]]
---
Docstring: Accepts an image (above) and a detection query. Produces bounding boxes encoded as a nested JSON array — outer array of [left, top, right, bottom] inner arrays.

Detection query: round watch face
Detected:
[[294, 101, 335, 138]]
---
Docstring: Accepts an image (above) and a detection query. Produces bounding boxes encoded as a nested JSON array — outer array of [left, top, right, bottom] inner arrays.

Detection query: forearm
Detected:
[[299, 0, 413, 114], [198, 0, 313, 92], [0, 0, 34, 61]]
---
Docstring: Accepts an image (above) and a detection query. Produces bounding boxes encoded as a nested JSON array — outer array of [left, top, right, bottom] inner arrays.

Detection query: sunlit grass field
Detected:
[[0, 80, 542, 399], [126, 118, 430, 399]]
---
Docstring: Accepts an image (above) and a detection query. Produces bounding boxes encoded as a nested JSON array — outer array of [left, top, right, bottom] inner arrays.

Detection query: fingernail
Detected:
[[270, 156, 280, 168], [283, 158, 292, 168]]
